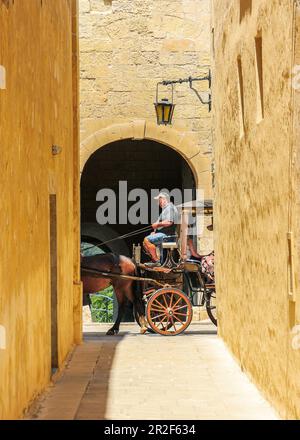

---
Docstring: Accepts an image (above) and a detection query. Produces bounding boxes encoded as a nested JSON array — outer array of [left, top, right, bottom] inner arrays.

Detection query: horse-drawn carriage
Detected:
[[81, 200, 216, 336], [133, 200, 216, 335]]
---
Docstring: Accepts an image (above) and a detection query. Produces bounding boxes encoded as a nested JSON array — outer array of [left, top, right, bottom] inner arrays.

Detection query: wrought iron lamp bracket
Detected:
[[160, 70, 212, 112]]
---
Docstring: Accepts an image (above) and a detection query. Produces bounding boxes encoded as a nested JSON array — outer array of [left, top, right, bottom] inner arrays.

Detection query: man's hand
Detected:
[[152, 220, 173, 230]]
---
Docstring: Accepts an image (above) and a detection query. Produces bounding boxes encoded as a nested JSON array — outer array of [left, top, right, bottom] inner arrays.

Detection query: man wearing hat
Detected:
[[143, 192, 178, 267]]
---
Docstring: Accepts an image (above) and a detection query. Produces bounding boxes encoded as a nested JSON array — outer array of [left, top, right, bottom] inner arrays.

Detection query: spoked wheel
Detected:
[[146, 288, 193, 336], [206, 288, 217, 326]]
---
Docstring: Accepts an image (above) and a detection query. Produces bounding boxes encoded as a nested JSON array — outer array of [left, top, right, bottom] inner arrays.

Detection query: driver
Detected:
[[143, 192, 178, 267]]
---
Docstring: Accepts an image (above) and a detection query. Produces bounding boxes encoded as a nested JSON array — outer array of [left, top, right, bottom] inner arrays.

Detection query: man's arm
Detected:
[[152, 204, 177, 230], [152, 220, 173, 230]]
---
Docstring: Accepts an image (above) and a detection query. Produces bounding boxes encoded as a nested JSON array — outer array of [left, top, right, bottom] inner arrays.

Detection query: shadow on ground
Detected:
[[25, 333, 125, 420]]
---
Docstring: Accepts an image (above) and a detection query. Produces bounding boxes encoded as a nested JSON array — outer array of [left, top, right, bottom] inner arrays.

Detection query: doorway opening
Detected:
[[80, 139, 196, 322]]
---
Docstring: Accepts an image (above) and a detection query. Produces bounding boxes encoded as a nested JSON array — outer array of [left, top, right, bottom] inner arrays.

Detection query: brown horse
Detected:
[[81, 253, 147, 335]]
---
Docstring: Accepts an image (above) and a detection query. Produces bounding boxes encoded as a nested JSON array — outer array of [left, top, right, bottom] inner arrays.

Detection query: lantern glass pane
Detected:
[[163, 105, 171, 123], [156, 104, 163, 124], [155, 101, 175, 125]]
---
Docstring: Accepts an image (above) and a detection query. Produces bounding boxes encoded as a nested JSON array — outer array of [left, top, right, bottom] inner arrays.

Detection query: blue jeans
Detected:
[[145, 232, 168, 245]]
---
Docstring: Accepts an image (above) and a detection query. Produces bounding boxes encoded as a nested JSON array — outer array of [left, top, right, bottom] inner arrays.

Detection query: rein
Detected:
[[82, 225, 153, 252]]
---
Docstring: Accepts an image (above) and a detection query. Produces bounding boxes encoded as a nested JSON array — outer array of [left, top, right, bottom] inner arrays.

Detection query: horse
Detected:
[[81, 253, 148, 335]]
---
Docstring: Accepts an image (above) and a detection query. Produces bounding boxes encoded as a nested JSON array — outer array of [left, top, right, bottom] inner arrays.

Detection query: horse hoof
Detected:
[[140, 327, 148, 335], [106, 329, 119, 336]]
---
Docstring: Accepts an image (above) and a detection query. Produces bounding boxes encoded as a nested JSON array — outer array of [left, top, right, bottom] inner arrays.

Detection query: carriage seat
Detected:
[[162, 241, 178, 250], [162, 235, 178, 246], [161, 235, 178, 268]]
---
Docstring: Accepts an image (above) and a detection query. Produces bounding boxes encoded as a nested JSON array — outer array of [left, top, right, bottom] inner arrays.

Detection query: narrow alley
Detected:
[[27, 323, 278, 420]]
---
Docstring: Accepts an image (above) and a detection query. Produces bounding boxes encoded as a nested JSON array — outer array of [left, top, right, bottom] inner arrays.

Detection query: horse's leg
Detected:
[[116, 256, 148, 334], [132, 268, 148, 334], [122, 280, 148, 335], [134, 295, 148, 334], [106, 284, 126, 336]]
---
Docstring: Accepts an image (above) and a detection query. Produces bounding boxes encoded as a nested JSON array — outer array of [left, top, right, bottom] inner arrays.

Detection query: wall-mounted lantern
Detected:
[[154, 68, 212, 125], [154, 83, 176, 125]]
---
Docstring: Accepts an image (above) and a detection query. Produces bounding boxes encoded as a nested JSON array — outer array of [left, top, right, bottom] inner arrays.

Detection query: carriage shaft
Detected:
[[81, 266, 165, 288]]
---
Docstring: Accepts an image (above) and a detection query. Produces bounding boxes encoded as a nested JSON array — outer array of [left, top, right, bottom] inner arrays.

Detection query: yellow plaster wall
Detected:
[[0, 0, 80, 419], [212, 0, 300, 419]]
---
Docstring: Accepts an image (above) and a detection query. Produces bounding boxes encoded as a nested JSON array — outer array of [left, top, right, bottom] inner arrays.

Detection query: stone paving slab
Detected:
[[26, 322, 279, 420]]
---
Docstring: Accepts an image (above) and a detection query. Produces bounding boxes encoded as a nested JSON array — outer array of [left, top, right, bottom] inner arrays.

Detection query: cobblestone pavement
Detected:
[[26, 322, 279, 420]]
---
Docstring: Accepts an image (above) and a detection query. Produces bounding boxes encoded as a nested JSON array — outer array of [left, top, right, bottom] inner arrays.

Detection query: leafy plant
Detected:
[[81, 241, 114, 322], [90, 286, 114, 323]]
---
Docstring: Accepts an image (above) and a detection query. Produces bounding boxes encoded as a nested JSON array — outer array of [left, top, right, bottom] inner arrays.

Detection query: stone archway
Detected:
[[80, 121, 214, 323], [80, 120, 212, 198]]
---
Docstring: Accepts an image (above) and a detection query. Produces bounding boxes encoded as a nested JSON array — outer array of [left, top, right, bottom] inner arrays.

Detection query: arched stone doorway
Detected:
[[81, 137, 198, 322], [80, 121, 212, 196], [80, 121, 213, 323], [80, 120, 213, 247], [81, 139, 196, 255]]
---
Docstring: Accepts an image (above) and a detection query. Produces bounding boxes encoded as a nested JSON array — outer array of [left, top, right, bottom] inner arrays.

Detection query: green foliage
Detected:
[[81, 241, 113, 322], [81, 242, 104, 257], [90, 285, 114, 323]]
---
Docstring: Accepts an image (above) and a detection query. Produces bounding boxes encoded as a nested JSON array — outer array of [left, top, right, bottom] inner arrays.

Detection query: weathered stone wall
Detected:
[[213, 0, 300, 419], [0, 0, 80, 419], [79, 0, 213, 236], [80, 0, 211, 143]]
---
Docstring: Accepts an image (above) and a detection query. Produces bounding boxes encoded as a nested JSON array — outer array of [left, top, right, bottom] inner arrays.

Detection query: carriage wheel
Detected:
[[146, 288, 193, 336], [206, 289, 217, 326]]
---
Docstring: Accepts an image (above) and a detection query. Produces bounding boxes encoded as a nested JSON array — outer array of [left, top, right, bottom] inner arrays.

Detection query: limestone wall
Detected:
[[212, 0, 300, 419], [0, 0, 80, 419], [79, 0, 213, 202]]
